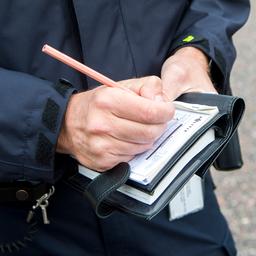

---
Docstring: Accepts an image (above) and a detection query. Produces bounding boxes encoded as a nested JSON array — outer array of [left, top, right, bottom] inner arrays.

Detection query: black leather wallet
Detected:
[[66, 93, 245, 220]]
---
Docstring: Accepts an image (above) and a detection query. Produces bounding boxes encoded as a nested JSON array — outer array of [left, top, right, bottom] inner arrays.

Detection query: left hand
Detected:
[[161, 46, 217, 101]]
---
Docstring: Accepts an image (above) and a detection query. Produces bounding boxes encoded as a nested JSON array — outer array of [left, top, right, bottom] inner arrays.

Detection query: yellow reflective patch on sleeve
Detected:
[[182, 35, 195, 43]]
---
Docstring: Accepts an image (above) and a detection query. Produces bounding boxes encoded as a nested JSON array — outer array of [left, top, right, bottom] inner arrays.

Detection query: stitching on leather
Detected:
[[86, 168, 129, 204], [95, 169, 129, 203]]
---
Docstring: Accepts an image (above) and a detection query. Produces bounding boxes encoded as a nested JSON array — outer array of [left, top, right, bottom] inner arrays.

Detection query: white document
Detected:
[[128, 101, 218, 185], [169, 174, 204, 221], [79, 128, 214, 205]]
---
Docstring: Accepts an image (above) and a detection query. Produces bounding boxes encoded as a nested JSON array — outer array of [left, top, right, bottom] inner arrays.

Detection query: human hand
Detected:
[[57, 76, 174, 171], [161, 46, 217, 101]]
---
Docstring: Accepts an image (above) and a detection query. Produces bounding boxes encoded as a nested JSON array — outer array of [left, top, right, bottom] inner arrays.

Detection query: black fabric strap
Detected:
[[83, 162, 130, 218]]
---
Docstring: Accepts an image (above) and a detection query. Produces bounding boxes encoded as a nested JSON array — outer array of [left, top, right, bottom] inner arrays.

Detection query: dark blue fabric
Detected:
[[0, 1, 250, 255], [0, 1, 83, 183], [0, 69, 76, 183], [0, 173, 235, 255]]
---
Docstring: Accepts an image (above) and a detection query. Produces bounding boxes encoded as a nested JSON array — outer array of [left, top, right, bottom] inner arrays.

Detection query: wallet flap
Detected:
[[83, 162, 130, 218]]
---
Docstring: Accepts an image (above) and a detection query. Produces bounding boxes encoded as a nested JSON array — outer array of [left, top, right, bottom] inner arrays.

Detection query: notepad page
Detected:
[[128, 105, 218, 185]]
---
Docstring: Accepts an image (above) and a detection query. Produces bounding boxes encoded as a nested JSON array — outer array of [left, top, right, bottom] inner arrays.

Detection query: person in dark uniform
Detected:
[[0, 1, 250, 255]]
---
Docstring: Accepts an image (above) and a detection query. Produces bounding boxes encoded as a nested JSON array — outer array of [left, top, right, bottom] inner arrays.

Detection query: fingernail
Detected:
[[154, 95, 164, 102]]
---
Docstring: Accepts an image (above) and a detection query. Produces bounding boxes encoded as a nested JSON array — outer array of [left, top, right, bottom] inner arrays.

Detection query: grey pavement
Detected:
[[212, 2, 256, 256]]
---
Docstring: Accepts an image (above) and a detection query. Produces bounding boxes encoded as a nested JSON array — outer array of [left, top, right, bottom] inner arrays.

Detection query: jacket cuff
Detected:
[[0, 75, 76, 184], [31, 78, 77, 183], [168, 34, 228, 93]]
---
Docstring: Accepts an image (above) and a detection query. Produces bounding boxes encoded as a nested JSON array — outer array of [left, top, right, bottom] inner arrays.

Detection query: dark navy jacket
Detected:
[[0, 1, 250, 183]]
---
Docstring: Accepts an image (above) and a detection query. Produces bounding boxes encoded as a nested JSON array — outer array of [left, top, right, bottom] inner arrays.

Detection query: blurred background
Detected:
[[212, 1, 256, 255]]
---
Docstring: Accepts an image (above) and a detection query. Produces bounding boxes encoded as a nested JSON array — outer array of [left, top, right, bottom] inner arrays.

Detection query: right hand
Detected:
[[57, 76, 174, 172]]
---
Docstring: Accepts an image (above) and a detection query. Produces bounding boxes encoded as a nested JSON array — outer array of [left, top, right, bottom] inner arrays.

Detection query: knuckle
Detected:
[[136, 142, 154, 154], [90, 141, 99, 156], [96, 143, 109, 157], [92, 90, 111, 109], [144, 142, 154, 152], [163, 107, 175, 122], [144, 106, 158, 123], [143, 127, 158, 143], [86, 119, 110, 135], [171, 63, 187, 80], [167, 105, 175, 120], [169, 107, 175, 119], [148, 75, 161, 85]]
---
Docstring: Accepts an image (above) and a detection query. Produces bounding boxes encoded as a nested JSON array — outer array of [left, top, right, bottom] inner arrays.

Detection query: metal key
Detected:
[[26, 194, 47, 223], [40, 200, 50, 224], [26, 186, 55, 224]]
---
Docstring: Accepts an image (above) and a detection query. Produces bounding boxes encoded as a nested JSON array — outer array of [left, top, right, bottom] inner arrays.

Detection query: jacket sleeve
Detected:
[[0, 68, 76, 183], [168, 0, 250, 93]]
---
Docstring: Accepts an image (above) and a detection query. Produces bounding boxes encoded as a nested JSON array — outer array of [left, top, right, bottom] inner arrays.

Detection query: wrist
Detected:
[[174, 46, 210, 73]]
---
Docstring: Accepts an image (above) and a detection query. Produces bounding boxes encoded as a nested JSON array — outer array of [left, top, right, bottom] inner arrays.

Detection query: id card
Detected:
[[169, 175, 204, 221]]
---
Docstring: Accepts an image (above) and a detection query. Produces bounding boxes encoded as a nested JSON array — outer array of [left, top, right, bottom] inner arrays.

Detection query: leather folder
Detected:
[[65, 93, 245, 220]]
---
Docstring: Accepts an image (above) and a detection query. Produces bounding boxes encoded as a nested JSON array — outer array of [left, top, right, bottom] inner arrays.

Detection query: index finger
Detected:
[[108, 87, 175, 124]]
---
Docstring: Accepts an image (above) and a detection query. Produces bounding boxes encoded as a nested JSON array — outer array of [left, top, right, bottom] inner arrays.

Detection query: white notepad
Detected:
[[78, 101, 218, 205], [79, 128, 214, 205], [128, 101, 218, 185]]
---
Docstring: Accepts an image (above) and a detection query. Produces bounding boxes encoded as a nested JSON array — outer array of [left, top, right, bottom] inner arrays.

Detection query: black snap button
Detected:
[[16, 189, 29, 201]]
